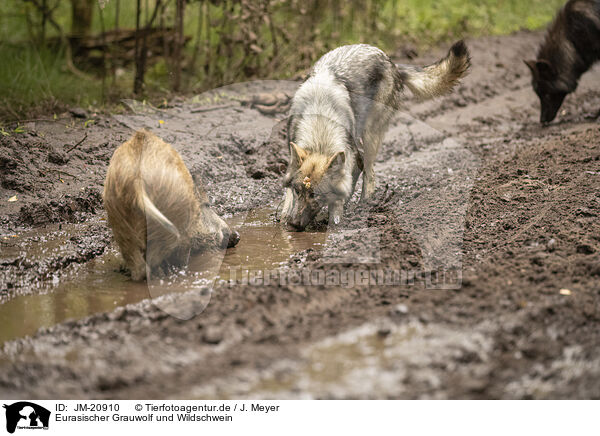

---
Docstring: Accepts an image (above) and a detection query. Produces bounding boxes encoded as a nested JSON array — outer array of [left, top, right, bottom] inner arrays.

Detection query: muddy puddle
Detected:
[[189, 320, 491, 399], [0, 207, 326, 345], [188, 321, 425, 399], [248, 324, 415, 398]]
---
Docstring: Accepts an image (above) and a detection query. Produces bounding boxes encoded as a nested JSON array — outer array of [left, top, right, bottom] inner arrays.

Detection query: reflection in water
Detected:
[[0, 207, 326, 344], [190, 208, 327, 283], [0, 251, 148, 344]]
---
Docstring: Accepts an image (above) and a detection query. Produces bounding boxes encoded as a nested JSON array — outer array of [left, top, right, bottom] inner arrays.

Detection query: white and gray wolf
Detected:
[[103, 130, 239, 281], [280, 41, 471, 231], [525, 0, 600, 123]]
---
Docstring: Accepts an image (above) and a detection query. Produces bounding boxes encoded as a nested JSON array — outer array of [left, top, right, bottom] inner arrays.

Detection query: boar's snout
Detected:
[[218, 228, 230, 249], [199, 206, 239, 249], [227, 230, 240, 248], [215, 223, 237, 250], [217, 227, 239, 249], [217, 222, 241, 249]]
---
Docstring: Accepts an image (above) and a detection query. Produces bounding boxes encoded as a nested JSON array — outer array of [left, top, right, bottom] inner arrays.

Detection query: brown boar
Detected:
[[103, 130, 239, 281]]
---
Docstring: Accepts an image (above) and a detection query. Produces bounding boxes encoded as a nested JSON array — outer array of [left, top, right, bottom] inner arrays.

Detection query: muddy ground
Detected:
[[0, 31, 599, 399]]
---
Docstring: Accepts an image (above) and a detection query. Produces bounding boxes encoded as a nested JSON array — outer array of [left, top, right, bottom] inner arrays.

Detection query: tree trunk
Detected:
[[134, 0, 143, 95], [134, 0, 163, 96], [191, 0, 205, 72], [41, 0, 47, 43], [70, 0, 95, 38], [172, 0, 186, 92]]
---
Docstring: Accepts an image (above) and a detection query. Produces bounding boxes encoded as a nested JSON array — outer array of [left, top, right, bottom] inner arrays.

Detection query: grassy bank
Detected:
[[0, 0, 565, 121]]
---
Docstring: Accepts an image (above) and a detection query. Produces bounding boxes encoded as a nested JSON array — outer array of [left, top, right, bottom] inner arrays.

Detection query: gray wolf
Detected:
[[280, 41, 470, 230], [525, 0, 600, 123], [103, 130, 239, 280]]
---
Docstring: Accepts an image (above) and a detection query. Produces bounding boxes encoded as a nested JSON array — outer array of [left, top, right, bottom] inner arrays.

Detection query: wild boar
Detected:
[[103, 130, 239, 280]]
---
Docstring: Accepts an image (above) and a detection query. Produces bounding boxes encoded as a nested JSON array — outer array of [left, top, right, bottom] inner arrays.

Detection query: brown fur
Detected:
[[103, 130, 232, 280], [294, 145, 342, 187]]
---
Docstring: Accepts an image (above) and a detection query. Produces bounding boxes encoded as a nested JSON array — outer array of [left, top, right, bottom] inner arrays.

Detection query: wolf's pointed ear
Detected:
[[290, 142, 308, 164], [524, 59, 537, 75], [326, 151, 345, 172], [535, 59, 555, 78]]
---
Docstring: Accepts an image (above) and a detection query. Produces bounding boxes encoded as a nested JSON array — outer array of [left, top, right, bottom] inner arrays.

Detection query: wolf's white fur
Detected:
[[280, 42, 470, 229]]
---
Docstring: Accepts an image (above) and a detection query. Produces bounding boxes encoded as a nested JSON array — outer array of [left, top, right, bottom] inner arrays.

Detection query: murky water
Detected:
[[250, 324, 418, 397], [0, 207, 326, 345], [186, 322, 423, 399]]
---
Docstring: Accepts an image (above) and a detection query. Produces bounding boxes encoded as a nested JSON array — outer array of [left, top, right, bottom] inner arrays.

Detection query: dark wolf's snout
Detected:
[[526, 0, 600, 124], [540, 92, 567, 124]]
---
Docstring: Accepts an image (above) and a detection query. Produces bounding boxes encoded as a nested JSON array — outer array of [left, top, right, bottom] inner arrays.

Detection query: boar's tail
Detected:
[[139, 185, 181, 241]]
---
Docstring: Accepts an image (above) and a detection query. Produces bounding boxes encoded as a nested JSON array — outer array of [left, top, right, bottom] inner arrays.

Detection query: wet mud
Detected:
[[0, 32, 599, 399], [0, 207, 326, 344]]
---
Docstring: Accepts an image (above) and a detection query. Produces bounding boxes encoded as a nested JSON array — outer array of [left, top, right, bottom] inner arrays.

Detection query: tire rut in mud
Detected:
[[1, 32, 599, 399]]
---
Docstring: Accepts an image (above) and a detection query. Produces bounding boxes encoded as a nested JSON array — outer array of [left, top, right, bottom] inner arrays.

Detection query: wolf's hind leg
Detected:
[[360, 109, 389, 202], [360, 133, 384, 201], [349, 165, 361, 203]]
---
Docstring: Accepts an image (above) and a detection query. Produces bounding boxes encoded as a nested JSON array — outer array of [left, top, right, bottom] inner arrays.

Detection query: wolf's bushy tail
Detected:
[[398, 40, 471, 101]]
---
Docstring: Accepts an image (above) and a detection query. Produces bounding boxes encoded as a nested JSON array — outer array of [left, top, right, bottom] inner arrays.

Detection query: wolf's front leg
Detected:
[[279, 187, 295, 222], [328, 200, 344, 227], [360, 165, 376, 201]]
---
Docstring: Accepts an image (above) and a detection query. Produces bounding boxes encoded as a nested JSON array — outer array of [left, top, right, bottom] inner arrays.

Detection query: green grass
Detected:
[[0, 0, 567, 121], [315, 0, 566, 48], [0, 44, 105, 120]]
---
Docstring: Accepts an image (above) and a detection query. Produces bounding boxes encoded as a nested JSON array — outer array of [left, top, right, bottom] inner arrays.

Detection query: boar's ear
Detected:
[[325, 151, 345, 172], [524, 59, 538, 75], [290, 141, 308, 164], [535, 59, 555, 79]]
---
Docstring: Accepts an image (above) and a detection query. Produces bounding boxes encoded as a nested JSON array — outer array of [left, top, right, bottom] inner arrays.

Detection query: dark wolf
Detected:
[[103, 130, 239, 280], [525, 0, 600, 123], [281, 41, 471, 231]]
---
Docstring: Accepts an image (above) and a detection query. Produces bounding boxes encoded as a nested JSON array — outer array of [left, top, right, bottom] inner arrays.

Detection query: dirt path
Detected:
[[1, 31, 599, 399]]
